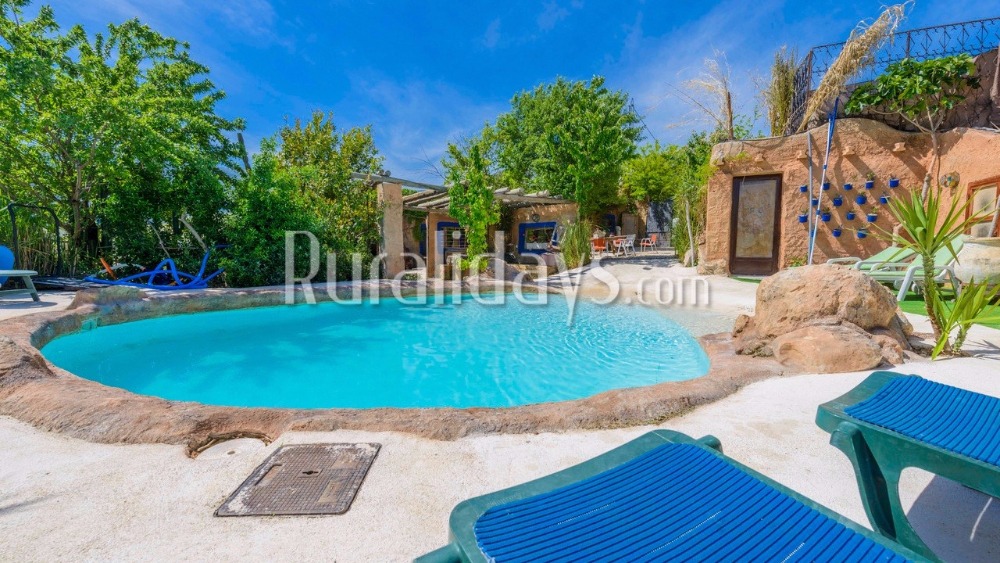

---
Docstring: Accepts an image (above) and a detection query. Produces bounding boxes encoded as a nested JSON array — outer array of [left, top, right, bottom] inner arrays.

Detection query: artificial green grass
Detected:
[[732, 277, 762, 284], [898, 291, 1000, 330]]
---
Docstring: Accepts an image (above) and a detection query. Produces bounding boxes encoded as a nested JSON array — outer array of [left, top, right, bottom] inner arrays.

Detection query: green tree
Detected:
[[0, 0, 242, 271], [621, 133, 712, 263], [493, 76, 642, 218], [443, 135, 500, 267], [220, 145, 320, 288], [620, 142, 673, 203], [846, 54, 980, 195], [272, 111, 385, 280]]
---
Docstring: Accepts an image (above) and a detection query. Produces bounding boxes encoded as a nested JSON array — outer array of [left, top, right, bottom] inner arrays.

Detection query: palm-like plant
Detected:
[[879, 185, 987, 344], [932, 282, 1000, 358]]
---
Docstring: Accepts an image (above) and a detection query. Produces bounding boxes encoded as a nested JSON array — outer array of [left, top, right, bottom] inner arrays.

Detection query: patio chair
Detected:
[[613, 234, 636, 257], [817, 371, 1000, 559], [417, 430, 923, 562], [0, 245, 40, 302], [639, 233, 659, 252], [827, 245, 916, 271], [590, 238, 607, 256], [865, 237, 965, 301]]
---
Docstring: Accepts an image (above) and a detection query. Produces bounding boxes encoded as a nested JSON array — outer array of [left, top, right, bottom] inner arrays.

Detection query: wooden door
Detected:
[[729, 175, 782, 275]]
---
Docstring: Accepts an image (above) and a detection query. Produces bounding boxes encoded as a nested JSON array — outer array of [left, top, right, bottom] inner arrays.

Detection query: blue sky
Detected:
[[42, 0, 1000, 181]]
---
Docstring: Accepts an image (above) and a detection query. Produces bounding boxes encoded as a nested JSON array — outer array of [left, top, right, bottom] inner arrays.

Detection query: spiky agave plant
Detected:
[[932, 281, 1000, 358], [878, 185, 987, 344]]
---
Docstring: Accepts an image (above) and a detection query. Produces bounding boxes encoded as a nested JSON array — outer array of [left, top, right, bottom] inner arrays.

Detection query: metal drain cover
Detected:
[[216, 443, 380, 516]]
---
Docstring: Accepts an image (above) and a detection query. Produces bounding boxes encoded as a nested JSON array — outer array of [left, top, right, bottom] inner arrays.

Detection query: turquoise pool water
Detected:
[[41, 295, 710, 409]]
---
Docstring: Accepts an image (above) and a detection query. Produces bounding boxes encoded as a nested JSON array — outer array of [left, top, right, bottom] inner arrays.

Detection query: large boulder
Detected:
[[771, 325, 884, 373], [734, 264, 911, 369]]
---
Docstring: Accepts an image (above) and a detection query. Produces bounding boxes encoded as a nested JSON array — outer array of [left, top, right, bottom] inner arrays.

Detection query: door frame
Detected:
[[967, 175, 1000, 237], [729, 174, 783, 275]]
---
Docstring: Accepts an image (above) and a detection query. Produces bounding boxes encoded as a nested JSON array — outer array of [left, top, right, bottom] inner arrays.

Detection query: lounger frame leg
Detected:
[[23, 275, 39, 302], [830, 422, 937, 560]]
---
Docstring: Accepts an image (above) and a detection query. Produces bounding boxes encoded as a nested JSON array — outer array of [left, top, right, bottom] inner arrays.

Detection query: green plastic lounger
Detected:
[[416, 430, 924, 562], [827, 246, 916, 272], [817, 371, 1000, 559]]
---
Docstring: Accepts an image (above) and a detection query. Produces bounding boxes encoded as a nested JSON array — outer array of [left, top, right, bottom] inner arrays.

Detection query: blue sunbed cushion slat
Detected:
[[472, 443, 907, 562], [845, 376, 1000, 467]]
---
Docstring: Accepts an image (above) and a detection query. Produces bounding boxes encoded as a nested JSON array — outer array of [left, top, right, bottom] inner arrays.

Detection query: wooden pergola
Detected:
[[350, 172, 570, 211]]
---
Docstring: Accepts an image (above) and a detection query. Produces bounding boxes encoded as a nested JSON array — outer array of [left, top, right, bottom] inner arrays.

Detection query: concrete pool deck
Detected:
[[1, 261, 1000, 560]]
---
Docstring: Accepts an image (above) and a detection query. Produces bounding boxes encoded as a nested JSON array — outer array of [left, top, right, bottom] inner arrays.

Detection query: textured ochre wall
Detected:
[[704, 118, 1000, 275]]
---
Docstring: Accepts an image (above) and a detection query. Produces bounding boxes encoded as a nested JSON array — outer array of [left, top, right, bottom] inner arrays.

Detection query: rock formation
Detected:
[[733, 264, 912, 373]]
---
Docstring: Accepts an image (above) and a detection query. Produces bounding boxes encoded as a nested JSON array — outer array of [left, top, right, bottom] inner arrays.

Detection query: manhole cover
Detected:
[[216, 443, 380, 516]]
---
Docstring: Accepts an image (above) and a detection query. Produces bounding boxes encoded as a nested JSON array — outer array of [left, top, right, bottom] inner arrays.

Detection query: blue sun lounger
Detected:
[[817, 371, 1000, 559], [84, 248, 222, 291], [417, 430, 924, 562]]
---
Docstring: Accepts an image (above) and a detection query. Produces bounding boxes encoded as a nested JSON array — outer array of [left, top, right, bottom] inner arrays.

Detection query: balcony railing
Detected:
[[787, 17, 1000, 134]]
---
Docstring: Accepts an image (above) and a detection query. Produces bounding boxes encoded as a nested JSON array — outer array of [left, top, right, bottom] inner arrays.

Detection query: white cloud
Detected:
[[537, 1, 570, 31], [341, 73, 507, 181], [482, 18, 501, 50]]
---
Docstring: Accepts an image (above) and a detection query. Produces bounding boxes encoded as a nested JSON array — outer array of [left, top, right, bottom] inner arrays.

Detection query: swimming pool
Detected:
[[41, 295, 709, 409]]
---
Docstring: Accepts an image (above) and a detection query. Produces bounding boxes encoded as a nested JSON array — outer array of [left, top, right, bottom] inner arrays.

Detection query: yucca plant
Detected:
[[932, 281, 1000, 358], [878, 184, 988, 343]]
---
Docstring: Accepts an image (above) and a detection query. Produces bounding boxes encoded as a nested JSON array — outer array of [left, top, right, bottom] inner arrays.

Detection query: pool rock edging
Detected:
[[1, 284, 794, 455]]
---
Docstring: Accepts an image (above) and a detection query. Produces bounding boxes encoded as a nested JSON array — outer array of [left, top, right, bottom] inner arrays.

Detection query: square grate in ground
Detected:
[[216, 443, 380, 516]]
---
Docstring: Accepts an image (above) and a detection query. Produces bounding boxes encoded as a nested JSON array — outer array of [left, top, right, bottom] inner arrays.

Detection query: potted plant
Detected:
[[811, 197, 820, 207], [822, 181, 831, 191], [832, 225, 843, 238], [843, 181, 853, 191], [879, 193, 891, 204], [855, 193, 868, 205], [819, 207, 832, 222], [888, 174, 900, 188], [798, 210, 809, 223], [845, 210, 857, 221], [856, 227, 869, 239], [832, 195, 844, 207], [799, 184, 808, 193], [864, 172, 876, 190], [867, 210, 879, 223]]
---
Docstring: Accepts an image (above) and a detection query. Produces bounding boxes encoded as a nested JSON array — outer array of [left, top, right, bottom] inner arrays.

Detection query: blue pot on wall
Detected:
[[855, 194, 867, 205], [888, 178, 900, 188], [811, 197, 820, 207], [843, 183, 853, 191], [880, 195, 890, 204], [867, 213, 878, 223], [799, 184, 808, 193], [846, 211, 856, 220], [832, 227, 842, 238], [857, 230, 868, 239], [798, 214, 808, 223], [822, 182, 831, 191], [832, 196, 844, 207], [820, 212, 832, 222], [865, 180, 875, 190]]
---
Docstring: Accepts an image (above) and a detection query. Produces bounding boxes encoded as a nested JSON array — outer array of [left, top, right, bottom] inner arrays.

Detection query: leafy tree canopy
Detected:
[[0, 0, 242, 271], [443, 134, 500, 262], [492, 76, 642, 218], [269, 111, 385, 280]]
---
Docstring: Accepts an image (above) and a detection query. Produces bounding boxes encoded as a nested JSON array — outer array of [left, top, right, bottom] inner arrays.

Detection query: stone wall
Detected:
[[704, 118, 1000, 275]]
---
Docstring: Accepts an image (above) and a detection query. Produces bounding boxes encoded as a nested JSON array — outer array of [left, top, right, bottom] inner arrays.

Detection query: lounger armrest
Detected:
[[826, 257, 861, 265], [869, 262, 911, 273]]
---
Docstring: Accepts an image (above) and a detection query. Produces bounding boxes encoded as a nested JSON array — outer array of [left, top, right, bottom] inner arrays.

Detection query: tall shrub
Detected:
[[444, 139, 500, 268]]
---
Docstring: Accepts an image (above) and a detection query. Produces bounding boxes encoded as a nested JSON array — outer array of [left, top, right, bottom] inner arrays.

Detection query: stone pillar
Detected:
[[377, 182, 405, 278]]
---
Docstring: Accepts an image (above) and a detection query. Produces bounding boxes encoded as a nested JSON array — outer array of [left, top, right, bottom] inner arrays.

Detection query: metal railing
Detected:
[[787, 16, 1000, 134]]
